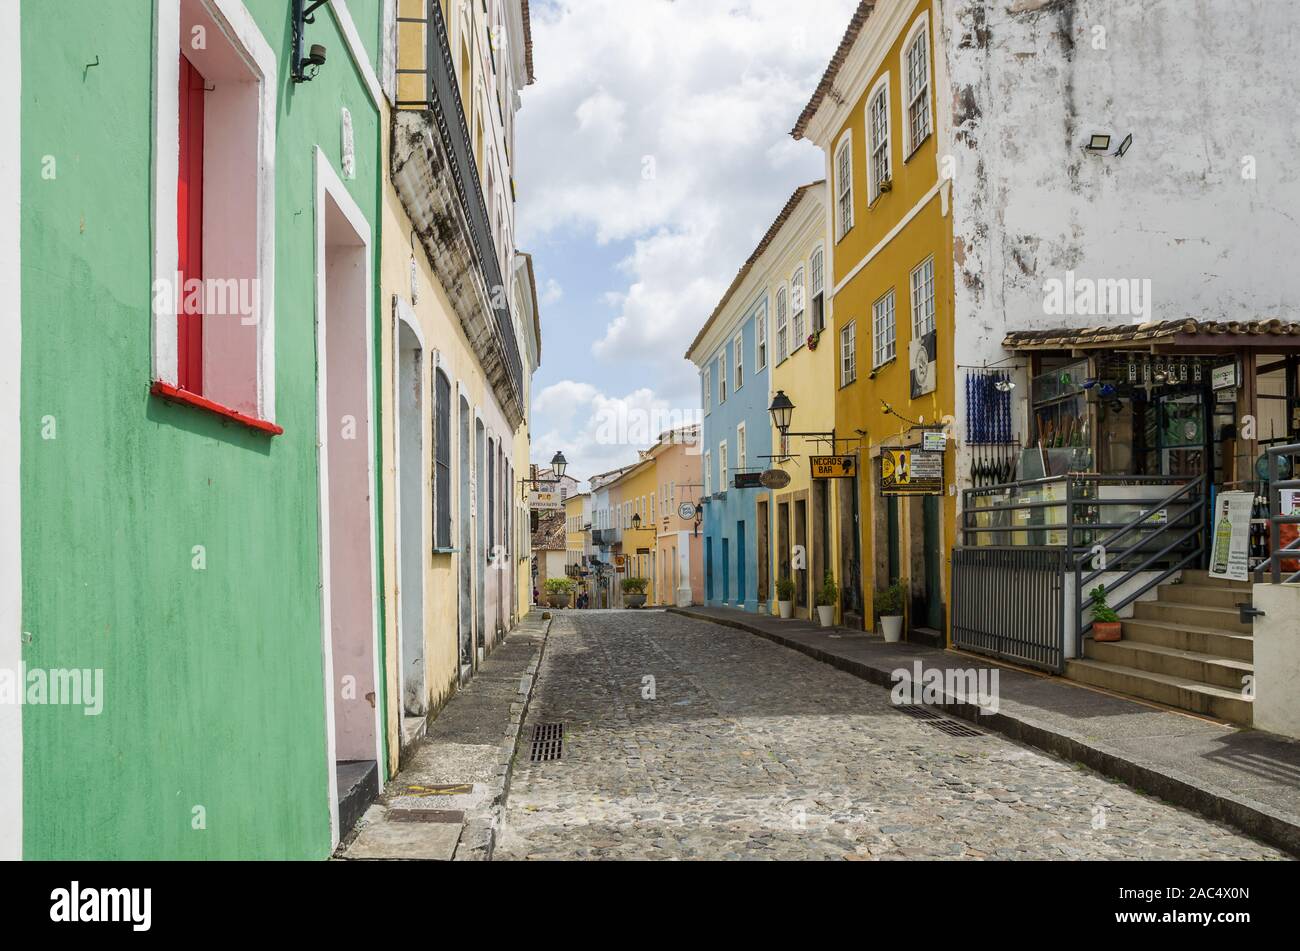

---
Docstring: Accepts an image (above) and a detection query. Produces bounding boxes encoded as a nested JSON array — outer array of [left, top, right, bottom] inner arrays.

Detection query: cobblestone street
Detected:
[[496, 611, 1288, 860]]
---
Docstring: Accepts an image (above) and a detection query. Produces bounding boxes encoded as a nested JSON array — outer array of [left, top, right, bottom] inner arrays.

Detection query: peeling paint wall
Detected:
[[940, 0, 1300, 486]]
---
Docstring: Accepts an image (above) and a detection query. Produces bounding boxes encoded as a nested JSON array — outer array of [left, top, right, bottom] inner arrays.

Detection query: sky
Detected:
[[516, 0, 858, 486]]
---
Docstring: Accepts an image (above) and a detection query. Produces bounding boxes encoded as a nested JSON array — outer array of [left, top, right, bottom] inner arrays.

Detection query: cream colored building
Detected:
[[377, 0, 540, 768]]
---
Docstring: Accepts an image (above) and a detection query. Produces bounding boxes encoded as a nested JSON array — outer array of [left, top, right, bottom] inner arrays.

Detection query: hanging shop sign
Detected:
[[677, 501, 697, 520], [811, 455, 857, 479], [880, 449, 944, 496], [733, 472, 764, 489], [1209, 491, 1253, 582], [921, 430, 948, 453], [529, 488, 561, 510], [910, 329, 938, 399], [760, 468, 792, 489], [1212, 362, 1238, 391], [614, 554, 627, 571]]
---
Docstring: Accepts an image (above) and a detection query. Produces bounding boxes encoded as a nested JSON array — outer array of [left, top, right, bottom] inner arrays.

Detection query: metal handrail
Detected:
[[1073, 475, 1207, 637], [1256, 442, 1300, 584]]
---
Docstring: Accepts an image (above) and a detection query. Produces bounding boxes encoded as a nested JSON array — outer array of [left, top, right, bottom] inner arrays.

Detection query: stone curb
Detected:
[[668, 606, 1300, 858], [453, 613, 552, 861]]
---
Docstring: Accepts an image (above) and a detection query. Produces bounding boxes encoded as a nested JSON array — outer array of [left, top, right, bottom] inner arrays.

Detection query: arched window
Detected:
[[868, 78, 891, 202]]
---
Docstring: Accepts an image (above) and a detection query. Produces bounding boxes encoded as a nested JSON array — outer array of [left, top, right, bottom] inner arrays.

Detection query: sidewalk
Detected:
[[669, 605, 1300, 857], [338, 611, 551, 861]]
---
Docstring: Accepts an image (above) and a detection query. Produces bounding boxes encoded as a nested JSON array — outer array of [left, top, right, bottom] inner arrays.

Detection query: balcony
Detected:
[[391, 1, 524, 428]]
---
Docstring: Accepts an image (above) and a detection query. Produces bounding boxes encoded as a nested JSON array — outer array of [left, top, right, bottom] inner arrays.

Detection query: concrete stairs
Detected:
[[1066, 570, 1255, 724]]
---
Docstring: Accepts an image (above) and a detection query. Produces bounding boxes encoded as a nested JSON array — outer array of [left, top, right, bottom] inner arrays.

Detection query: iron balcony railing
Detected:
[[959, 473, 1207, 650], [1256, 442, 1300, 584], [397, 1, 524, 407]]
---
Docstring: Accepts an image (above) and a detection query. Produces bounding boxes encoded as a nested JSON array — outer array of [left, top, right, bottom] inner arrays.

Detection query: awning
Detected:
[[1003, 318, 1300, 352]]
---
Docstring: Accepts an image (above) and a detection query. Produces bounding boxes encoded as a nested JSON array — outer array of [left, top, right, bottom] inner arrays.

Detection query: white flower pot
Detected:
[[778, 600, 793, 619], [817, 605, 835, 627], [880, 615, 903, 642]]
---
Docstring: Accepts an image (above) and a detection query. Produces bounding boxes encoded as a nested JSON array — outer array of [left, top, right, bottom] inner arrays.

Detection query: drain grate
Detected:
[[897, 704, 945, 721], [530, 722, 564, 762], [927, 718, 985, 738]]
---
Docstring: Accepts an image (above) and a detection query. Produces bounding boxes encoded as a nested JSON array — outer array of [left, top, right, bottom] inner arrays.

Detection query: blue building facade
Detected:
[[690, 293, 772, 613]]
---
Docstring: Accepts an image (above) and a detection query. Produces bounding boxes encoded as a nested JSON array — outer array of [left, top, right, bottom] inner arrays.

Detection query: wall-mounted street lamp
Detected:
[[521, 450, 568, 499], [550, 451, 568, 480], [631, 512, 641, 530], [292, 0, 331, 84], [767, 390, 837, 457]]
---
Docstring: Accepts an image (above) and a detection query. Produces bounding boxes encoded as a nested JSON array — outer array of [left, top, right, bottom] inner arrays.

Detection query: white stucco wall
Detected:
[[1251, 583, 1300, 739], [940, 0, 1300, 491]]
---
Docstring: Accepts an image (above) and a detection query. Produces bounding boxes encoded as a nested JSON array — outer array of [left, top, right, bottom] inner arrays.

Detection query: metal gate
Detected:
[[951, 547, 1066, 673]]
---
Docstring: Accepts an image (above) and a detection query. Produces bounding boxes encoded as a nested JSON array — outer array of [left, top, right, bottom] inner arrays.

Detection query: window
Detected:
[[733, 331, 744, 388], [790, 266, 806, 351], [873, 289, 897, 368], [835, 136, 853, 239], [703, 366, 711, 414], [905, 20, 931, 156], [155, 0, 278, 423], [719, 441, 729, 492], [841, 320, 857, 385], [868, 79, 891, 202], [737, 423, 747, 471], [704, 451, 713, 495], [755, 299, 768, 369], [718, 353, 727, 404], [810, 246, 825, 332], [911, 256, 936, 338], [435, 368, 452, 548], [775, 285, 789, 363]]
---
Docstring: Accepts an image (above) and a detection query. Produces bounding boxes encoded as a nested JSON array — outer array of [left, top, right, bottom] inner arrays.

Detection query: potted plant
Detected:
[[816, 571, 838, 627], [544, 577, 575, 609], [1089, 584, 1122, 641], [776, 576, 796, 619], [875, 580, 905, 642], [622, 577, 648, 608]]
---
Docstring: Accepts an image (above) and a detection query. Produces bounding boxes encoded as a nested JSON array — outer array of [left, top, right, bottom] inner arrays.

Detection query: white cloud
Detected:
[[518, 0, 856, 461], [539, 277, 564, 306], [531, 380, 702, 486]]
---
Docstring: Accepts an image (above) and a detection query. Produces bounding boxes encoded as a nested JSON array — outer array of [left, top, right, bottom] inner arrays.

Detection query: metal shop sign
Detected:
[[529, 488, 561, 510], [880, 449, 944, 496], [733, 472, 764, 489], [811, 455, 857, 479]]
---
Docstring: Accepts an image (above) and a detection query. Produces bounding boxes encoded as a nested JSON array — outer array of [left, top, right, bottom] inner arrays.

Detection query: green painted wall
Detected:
[[20, 0, 383, 859]]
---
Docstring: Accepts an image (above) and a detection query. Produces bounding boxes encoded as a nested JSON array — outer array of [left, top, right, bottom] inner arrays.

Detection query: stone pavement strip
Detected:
[[672, 605, 1300, 858], [339, 611, 551, 861], [495, 610, 1289, 860]]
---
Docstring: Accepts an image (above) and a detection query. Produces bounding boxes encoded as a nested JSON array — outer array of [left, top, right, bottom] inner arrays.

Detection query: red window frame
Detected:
[[177, 54, 205, 395]]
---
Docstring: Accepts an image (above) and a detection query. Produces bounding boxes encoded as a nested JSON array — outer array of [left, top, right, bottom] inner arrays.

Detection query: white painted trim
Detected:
[[0, 0, 22, 862], [330, 0, 385, 108], [313, 147, 379, 848], [831, 177, 947, 300], [392, 294, 428, 718], [151, 0, 278, 420], [865, 71, 892, 205], [899, 10, 932, 162]]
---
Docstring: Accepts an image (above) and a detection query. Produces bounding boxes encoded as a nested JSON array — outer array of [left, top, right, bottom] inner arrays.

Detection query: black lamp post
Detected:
[[551, 451, 568, 480], [631, 512, 641, 530]]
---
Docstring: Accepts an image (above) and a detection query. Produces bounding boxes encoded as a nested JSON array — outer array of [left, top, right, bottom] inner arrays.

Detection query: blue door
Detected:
[[722, 538, 730, 603], [705, 537, 714, 601], [736, 520, 747, 609]]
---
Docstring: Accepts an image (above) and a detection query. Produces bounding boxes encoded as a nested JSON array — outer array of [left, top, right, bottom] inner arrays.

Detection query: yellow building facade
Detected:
[[795, 0, 955, 640], [607, 456, 662, 605], [761, 183, 846, 622]]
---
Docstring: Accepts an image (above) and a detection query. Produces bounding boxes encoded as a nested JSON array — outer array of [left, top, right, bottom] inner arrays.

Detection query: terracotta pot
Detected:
[[1093, 620, 1122, 642]]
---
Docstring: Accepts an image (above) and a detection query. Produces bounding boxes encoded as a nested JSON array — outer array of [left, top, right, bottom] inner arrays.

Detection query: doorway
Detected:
[[314, 151, 381, 844], [736, 520, 747, 609], [756, 498, 770, 611], [458, 395, 473, 682], [475, 419, 485, 662], [395, 311, 426, 718]]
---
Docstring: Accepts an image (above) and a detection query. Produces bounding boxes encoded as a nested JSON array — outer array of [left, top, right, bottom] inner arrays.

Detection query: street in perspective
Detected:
[[3, 0, 1299, 931]]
